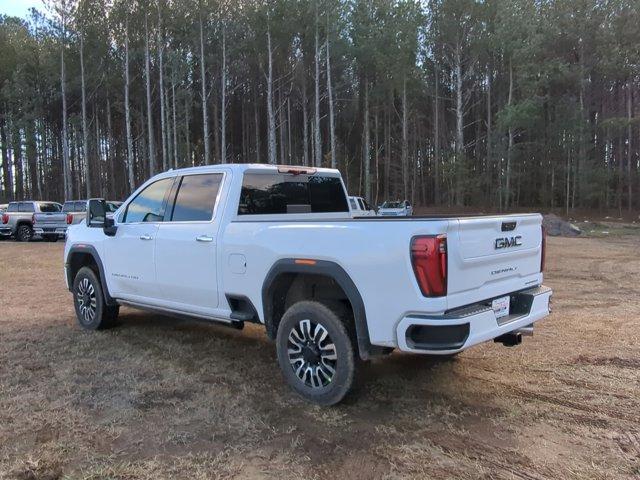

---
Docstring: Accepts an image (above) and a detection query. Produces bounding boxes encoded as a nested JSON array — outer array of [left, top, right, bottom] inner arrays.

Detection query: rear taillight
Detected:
[[411, 235, 447, 297], [66, 214, 73, 225], [540, 225, 546, 272], [1, 214, 7, 224], [31, 213, 36, 224]]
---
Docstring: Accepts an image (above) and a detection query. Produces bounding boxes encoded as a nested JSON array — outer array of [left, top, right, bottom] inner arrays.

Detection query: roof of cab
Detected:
[[154, 163, 341, 177]]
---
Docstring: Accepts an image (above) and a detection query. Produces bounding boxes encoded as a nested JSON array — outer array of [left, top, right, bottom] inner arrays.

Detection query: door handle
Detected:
[[139, 234, 153, 240], [196, 235, 214, 243]]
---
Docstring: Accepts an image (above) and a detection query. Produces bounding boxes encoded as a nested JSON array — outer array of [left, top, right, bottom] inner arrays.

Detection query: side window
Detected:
[[62, 202, 74, 213], [349, 198, 357, 210], [123, 178, 173, 223], [20, 203, 35, 212], [169, 173, 223, 222], [357, 199, 365, 210], [75, 201, 87, 212], [7, 203, 19, 212]]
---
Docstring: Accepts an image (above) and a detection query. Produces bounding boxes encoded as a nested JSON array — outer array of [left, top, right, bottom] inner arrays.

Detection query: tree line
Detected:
[[0, 0, 638, 213]]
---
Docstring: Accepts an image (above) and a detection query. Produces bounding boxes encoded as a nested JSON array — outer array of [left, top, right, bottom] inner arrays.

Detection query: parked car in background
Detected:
[[348, 196, 376, 217], [1, 201, 62, 241], [377, 200, 413, 217], [64, 163, 551, 405], [33, 200, 123, 241]]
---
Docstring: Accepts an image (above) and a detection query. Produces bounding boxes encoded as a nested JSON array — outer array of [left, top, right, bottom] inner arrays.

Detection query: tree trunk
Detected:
[[454, 41, 464, 206], [627, 81, 633, 212], [172, 76, 178, 168], [253, 87, 260, 163], [80, 34, 91, 197], [1, 119, 12, 200], [61, 30, 72, 200], [145, 15, 156, 176], [314, 4, 322, 167], [506, 60, 514, 210], [106, 97, 115, 198], [124, 19, 136, 192], [199, 5, 210, 164], [401, 77, 408, 201], [434, 67, 440, 205], [326, 34, 336, 169], [158, 2, 167, 171], [266, 26, 276, 165], [302, 79, 309, 166], [221, 26, 227, 163], [363, 79, 370, 202]]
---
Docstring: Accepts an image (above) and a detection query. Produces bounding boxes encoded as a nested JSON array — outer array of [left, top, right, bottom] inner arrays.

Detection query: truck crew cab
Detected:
[[64, 164, 551, 405]]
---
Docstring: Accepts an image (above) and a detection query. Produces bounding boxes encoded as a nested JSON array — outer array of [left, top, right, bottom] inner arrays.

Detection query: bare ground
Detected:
[[0, 236, 639, 479]]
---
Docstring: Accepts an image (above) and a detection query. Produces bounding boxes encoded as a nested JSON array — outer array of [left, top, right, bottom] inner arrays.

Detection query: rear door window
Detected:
[[239, 173, 348, 215], [19, 203, 35, 212], [168, 173, 223, 222]]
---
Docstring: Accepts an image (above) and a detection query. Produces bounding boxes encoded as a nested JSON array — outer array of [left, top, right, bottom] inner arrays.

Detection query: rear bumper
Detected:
[[396, 285, 552, 354], [34, 226, 67, 236], [0, 227, 12, 236]]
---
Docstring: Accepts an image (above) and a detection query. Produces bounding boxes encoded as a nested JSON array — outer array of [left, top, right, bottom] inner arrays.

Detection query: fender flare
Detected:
[[66, 245, 116, 306], [261, 259, 377, 360]]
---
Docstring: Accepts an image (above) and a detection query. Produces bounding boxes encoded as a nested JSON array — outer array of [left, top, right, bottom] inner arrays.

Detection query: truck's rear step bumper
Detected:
[[397, 286, 552, 354]]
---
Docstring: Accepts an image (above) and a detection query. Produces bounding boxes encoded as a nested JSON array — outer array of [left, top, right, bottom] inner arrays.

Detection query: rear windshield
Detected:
[[238, 173, 348, 215], [39, 203, 61, 213]]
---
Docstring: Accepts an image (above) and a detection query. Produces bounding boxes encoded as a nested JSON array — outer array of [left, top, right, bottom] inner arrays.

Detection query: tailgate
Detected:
[[446, 214, 543, 309], [34, 213, 66, 225]]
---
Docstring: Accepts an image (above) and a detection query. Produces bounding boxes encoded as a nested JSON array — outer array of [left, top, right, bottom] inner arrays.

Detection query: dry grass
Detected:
[[0, 236, 639, 479]]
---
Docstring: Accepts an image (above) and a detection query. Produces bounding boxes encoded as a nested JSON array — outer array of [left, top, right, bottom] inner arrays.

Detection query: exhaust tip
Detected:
[[494, 332, 522, 347]]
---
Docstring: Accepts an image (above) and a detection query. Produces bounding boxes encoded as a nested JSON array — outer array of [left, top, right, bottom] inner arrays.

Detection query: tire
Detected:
[[43, 235, 58, 242], [72, 266, 119, 330], [16, 224, 33, 242], [276, 301, 355, 406]]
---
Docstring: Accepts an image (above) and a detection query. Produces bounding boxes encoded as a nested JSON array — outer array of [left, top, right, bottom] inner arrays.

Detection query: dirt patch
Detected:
[[1, 237, 640, 479]]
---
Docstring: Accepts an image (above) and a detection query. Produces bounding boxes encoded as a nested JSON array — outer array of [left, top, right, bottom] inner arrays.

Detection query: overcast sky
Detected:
[[0, 0, 44, 18]]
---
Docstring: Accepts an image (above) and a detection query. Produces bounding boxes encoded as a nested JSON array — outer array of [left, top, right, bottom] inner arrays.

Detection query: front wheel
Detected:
[[73, 267, 119, 330], [276, 301, 355, 406]]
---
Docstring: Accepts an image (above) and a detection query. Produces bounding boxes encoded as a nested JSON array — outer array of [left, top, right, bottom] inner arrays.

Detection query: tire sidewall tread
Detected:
[[73, 266, 114, 330], [276, 300, 355, 406]]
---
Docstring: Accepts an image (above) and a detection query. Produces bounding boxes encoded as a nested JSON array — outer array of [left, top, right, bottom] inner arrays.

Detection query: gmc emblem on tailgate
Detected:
[[495, 235, 522, 249]]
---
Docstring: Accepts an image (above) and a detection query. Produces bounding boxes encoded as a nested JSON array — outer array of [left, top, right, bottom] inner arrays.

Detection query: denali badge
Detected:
[[495, 235, 522, 249]]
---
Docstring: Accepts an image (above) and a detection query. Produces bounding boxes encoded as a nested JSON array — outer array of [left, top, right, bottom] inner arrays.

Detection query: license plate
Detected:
[[492, 296, 510, 319]]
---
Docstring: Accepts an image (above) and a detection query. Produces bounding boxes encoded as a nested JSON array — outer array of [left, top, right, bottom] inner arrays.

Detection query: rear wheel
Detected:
[[276, 301, 355, 406], [15, 224, 33, 242], [73, 266, 119, 330]]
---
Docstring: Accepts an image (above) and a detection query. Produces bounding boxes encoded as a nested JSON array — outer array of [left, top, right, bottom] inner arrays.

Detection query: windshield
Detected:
[[381, 201, 402, 209]]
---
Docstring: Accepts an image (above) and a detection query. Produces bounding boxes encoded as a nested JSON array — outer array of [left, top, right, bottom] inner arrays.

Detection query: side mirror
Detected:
[[87, 198, 117, 236]]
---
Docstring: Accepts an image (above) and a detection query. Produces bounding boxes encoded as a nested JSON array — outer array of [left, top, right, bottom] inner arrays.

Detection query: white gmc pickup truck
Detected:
[[64, 164, 551, 405]]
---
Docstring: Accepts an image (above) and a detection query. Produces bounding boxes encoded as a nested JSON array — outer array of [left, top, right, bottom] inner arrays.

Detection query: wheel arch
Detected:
[[261, 259, 378, 360], [66, 245, 116, 306]]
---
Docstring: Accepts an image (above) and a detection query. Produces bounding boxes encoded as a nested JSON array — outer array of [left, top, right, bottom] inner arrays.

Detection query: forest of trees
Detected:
[[0, 0, 638, 213]]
